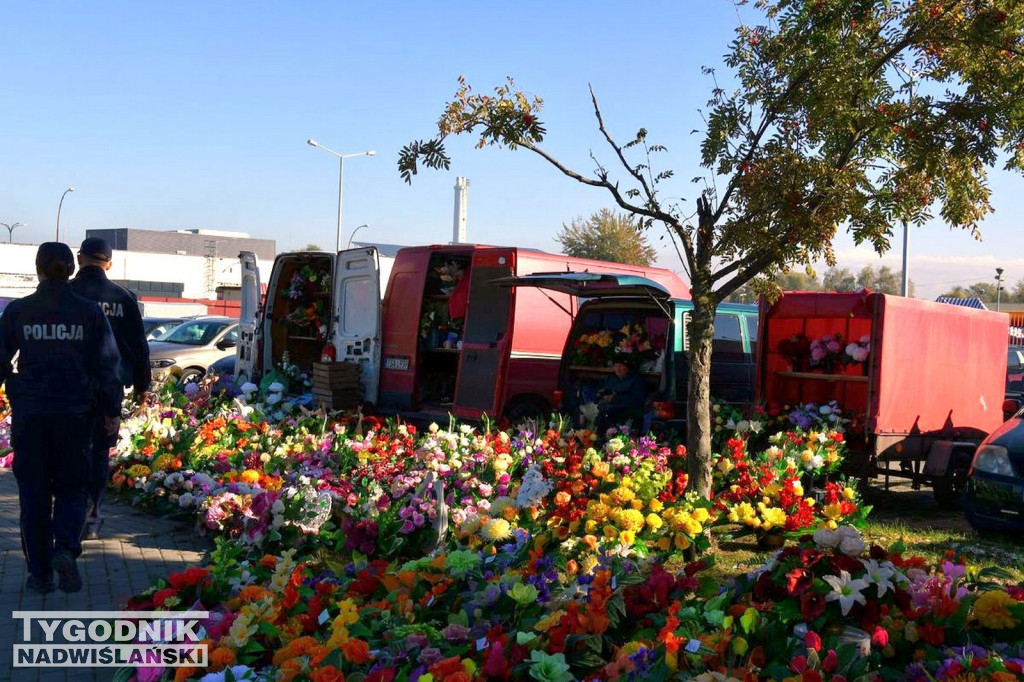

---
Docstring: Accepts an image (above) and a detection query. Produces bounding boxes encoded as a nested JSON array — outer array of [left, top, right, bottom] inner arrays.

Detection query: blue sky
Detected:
[[2, 1, 1021, 299]]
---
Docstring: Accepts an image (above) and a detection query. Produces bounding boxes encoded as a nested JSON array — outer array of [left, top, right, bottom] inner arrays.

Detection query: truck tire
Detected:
[[504, 399, 550, 429], [932, 449, 973, 509]]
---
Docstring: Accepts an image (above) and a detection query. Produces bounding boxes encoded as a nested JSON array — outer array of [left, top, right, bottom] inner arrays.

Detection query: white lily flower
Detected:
[[823, 570, 870, 615], [860, 558, 897, 598]]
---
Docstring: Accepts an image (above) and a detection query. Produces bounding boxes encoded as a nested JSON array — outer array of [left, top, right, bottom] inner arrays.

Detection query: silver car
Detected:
[[148, 316, 239, 383]]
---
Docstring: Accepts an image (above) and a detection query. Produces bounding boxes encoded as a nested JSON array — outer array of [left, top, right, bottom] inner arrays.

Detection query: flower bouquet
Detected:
[[286, 265, 328, 300], [569, 330, 616, 366], [845, 334, 871, 372], [778, 333, 811, 370], [614, 323, 661, 371], [809, 333, 847, 373]]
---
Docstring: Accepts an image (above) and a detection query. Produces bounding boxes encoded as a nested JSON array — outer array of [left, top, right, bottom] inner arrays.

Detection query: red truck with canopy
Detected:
[[756, 290, 1009, 503]]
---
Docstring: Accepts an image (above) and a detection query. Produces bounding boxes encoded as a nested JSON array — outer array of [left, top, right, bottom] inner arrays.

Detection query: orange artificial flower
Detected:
[[341, 638, 372, 664], [208, 647, 236, 671], [310, 666, 346, 682]]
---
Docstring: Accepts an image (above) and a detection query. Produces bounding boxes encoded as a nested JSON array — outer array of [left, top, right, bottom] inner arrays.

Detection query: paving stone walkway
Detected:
[[0, 470, 211, 682]]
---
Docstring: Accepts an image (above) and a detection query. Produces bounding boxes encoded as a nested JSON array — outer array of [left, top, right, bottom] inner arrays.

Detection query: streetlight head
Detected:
[[307, 139, 319, 147], [67, 187, 75, 192], [367, 151, 376, 157], [997, 267, 1004, 276]]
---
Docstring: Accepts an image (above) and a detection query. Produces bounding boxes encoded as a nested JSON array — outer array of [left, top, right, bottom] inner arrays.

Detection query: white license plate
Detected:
[[384, 356, 409, 371]]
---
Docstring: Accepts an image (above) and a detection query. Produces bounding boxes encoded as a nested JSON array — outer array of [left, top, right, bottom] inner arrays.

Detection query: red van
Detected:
[[238, 245, 686, 421]]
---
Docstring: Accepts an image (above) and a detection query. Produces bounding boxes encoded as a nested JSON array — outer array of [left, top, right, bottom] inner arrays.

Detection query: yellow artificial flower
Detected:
[[648, 498, 664, 513], [481, 518, 512, 542], [823, 502, 843, 520], [974, 591, 1020, 630], [616, 508, 645, 532], [618, 530, 636, 546], [645, 513, 664, 531]]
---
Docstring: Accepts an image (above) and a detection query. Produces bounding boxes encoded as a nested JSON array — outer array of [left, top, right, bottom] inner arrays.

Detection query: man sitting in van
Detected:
[[595, 353, 648, 431]]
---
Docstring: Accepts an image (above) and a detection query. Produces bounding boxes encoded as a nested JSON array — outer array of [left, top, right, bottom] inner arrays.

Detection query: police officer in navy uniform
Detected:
[[70, 237, 151, 540], [0, 243, 122, 594]]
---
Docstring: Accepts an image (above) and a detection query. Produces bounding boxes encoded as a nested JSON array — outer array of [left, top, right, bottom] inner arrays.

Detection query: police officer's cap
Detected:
[[79, 237, 112, 262], [35, 242, 75, 271]]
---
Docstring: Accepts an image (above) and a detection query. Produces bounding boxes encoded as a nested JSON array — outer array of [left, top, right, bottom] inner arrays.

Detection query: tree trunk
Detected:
[[686, 272, 717, 499]]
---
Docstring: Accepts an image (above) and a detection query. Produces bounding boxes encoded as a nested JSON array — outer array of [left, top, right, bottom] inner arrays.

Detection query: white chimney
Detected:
[[453, 177, 469, 244]]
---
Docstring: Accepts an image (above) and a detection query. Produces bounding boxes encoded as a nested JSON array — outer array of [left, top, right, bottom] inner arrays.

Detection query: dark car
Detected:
[[143, 316, 187, 341], [963, 402, 1024, 533], [208, 354, 235, 377]]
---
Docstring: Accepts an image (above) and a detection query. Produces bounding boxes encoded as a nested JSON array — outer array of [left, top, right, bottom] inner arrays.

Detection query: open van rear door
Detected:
[[332, 247, 382, 405], [237, 250, 262, 382]]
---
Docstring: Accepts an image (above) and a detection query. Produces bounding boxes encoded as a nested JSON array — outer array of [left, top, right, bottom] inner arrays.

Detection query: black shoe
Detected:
[[82, 526, 100, 541], [25, 574, 55, 595], [53, 552, 82, 593]]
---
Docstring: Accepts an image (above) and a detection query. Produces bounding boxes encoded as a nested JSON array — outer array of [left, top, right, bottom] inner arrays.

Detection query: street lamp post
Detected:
[[347, 224, 370, 249], [306, 139, 375, 252], [996, 267, 1005, 311], [56, 187, 75, 242], [0, 222, 26, 243]]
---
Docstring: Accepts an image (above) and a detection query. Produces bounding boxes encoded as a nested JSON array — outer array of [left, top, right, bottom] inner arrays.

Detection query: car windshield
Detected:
[[161, 320, 228, 346], [150, 323, 180, 341]]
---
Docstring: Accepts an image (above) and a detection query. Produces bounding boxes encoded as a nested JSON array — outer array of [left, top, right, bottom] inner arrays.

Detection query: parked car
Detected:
[[143, 316, 187, 341], [963, 402, 1024, 533], [208, 354, 236, 378], [148, 316, 239, 384]]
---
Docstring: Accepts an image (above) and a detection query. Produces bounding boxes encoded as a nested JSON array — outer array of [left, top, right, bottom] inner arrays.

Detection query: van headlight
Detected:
[[151, 359, 176, 369], [972, 445, 1018, 477]]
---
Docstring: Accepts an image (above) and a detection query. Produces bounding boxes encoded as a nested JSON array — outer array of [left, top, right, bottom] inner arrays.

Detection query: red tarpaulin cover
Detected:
[[757, 291, 1008, 438]]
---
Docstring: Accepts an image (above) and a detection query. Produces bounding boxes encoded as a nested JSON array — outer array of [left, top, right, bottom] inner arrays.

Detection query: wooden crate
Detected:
[[312, 362, 362, 410]]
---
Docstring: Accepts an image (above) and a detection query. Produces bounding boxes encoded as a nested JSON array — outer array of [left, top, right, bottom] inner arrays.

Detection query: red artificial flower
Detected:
[[787, 568, 814, 597], [822, 649, 838, 673], [804, 630, 822, 652], [800, 592, 827, 622], [918, 621, 945, 647], [870, 626, 889, 648], [430, 657, 466, 679], [152, 588, 177, 608], [168, 567, 211, 590], [790, 654, 808, 673]]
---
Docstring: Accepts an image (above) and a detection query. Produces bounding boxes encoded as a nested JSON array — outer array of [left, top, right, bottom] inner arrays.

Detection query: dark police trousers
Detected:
[[11, 413, 91, 580], [85, 416, 117, 532]]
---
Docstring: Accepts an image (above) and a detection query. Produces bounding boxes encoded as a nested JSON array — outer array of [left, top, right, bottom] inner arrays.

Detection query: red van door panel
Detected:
[[454, 253, 514, 417]]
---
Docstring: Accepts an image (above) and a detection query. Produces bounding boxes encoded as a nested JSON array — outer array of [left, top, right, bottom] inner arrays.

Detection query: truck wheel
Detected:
[[505, 400, 549, 430], [932, 450, 972, 509]]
